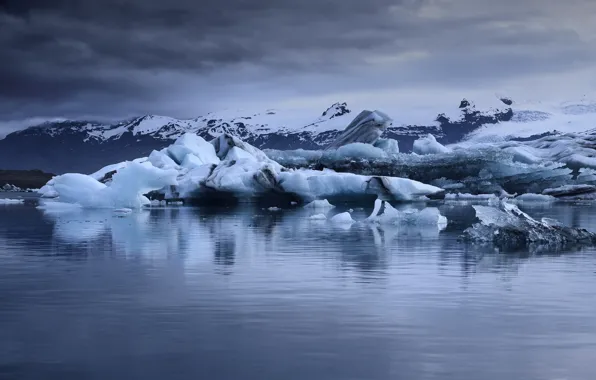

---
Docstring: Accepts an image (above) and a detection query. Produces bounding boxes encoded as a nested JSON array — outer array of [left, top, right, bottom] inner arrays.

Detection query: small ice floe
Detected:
[[303, 199, 335, 210], [113, 208, 133, 216], [511, 193, 556, 203], [330, 212, 355, 224], [366, 198, 447, 231], [308, 213, 327, 220], [0, 198, 25, 205]]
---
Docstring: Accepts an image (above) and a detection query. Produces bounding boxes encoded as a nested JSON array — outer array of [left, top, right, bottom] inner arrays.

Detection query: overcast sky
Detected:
[[2, 0, 596, 132]]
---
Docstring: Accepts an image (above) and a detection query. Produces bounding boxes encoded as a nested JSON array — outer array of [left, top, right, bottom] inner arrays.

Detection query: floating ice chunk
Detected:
[[279, 170, 443, 202], [267, 207, 281, 212], [366, 199, 447, 230], [334, 143, 388, 160], [303, 199, 336, 210], [0, 198, 24, 205], [330, 212, 355, 224], [463, 200, 596, 249], [308, 213, 327, 220], [41, 162, 178, 209], [543, 184, 596, 198], [412, 134, 451, 155], [113, 208, 133, 216], [37, 200, 83, 212], [149, 199, 167, 207], [365, 198, 384, 221], [445, 193, 497, 200], [512, 193, 556, 202]]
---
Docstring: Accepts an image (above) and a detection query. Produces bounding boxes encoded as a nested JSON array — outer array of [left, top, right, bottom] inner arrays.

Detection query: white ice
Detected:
[[308, 213, 327, 220], [330, 212, 355, 224], [413, 134, 451, 155], [366, 199, 447, 230], [303, 199, 336, 210], [40, 162, 178, 209], [0, 198, 24, 205]]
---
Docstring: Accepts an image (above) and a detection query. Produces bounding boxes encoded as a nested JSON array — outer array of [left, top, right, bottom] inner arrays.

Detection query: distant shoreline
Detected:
[[0, 169, 54, 190]]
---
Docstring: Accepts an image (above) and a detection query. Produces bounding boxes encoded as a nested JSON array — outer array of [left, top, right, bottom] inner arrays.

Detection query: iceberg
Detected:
[[542, 184, 596, 199], [462, 200, 596, 249], [38, 132, 443, 208], [269, 143, 579, 196], [40, 162, 178, 209], [326, 110, 392, 150], [366, 199, 447, 230], [330, 212, 355, 224], [412, 134, 451, 155]]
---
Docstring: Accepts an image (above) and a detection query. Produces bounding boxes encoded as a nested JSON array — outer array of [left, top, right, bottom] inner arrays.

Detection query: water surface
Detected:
[[1, 198, 596, 380]]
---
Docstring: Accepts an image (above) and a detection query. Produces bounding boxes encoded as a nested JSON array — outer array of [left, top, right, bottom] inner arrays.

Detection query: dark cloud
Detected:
[[1, 0, 596, 130]]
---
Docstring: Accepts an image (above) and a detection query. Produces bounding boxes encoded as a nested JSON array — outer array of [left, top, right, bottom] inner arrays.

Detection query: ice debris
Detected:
[[0, 198, 25, 205], [366, 199, 447, 230], [462, 200, 596, 249]]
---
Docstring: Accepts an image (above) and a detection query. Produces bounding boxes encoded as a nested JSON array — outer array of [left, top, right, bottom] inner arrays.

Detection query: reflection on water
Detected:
[[1, 202, 596, 379]]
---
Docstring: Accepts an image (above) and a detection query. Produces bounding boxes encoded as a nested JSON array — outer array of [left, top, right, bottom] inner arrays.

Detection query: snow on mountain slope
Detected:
[[462, 99, 596, 143], [3, 97, 596, 174]]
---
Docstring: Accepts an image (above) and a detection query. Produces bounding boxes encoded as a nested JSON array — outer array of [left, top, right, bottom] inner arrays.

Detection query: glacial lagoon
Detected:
[[2, 197, 596, 379]]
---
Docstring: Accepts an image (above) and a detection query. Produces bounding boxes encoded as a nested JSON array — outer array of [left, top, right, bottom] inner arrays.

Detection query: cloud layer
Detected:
[[1, 0, 596, 130]]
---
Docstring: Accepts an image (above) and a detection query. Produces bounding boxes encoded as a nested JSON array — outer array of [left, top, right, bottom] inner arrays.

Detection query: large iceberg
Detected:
[[326, 110, 392, 150], [462, 200, 596, 250], [39, 132, 443, 208]]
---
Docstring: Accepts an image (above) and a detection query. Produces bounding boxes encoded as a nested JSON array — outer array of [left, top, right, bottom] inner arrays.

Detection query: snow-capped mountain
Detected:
[[2, 97, 583, 174]]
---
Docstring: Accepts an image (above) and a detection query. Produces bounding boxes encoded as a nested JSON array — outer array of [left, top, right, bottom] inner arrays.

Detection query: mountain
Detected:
[[0, 98, 523, 174]]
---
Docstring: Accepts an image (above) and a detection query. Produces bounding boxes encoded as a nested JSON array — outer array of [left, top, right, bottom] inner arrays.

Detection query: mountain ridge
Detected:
[[0, 97, 542, 174]]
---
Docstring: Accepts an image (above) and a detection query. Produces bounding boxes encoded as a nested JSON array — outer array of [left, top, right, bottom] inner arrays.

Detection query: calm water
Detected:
[[2, 197, 596, 380]]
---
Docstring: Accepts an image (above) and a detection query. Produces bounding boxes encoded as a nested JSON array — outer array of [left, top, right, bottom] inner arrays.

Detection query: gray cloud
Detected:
[[1, 0, 596, 130]]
